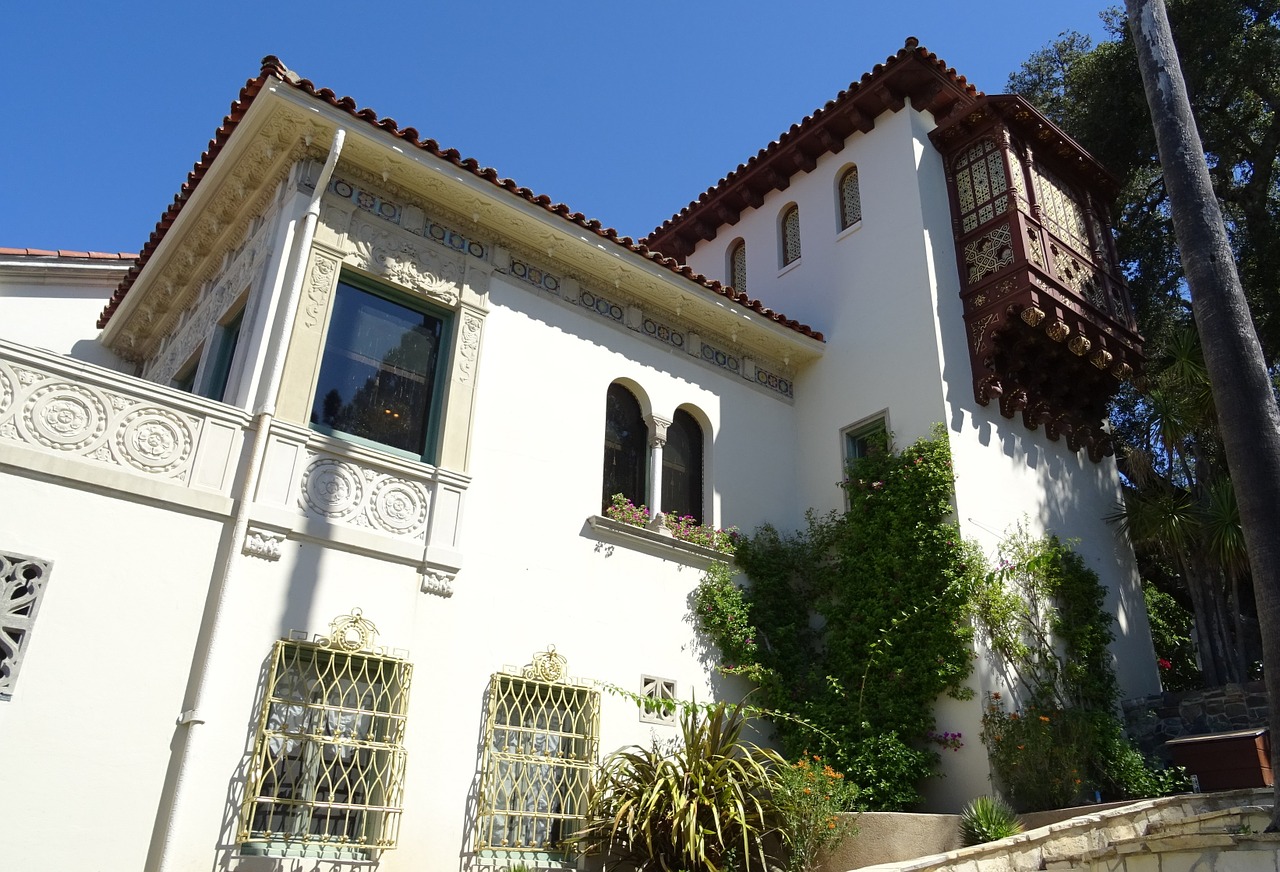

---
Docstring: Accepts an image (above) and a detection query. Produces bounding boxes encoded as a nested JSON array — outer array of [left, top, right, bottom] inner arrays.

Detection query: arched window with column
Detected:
[[662, 408, 704, 524], [602, 383, 648, 513], [780, 205, 802, 266]]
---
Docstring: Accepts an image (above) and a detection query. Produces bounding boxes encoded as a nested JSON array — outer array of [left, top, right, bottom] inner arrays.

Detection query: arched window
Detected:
[[781, 205, 802, 266], [728, 239, 747, 293], [838, 166, 862, 230], [662, 409, 704, 524], [602, 383, 647, 512]]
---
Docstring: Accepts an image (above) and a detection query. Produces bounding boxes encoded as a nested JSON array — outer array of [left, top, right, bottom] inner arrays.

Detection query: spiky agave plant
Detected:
[[958, 795, 1023, 846], [579, 700, 783, 871]]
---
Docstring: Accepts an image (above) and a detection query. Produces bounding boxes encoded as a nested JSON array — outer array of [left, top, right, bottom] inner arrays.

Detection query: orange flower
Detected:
[[1039, 715, 1051, 723]]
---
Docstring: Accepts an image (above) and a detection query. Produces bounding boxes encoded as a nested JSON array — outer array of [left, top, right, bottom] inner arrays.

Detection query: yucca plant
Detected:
[[958, 795, 1023, 846], [579, 700, 783, 871]]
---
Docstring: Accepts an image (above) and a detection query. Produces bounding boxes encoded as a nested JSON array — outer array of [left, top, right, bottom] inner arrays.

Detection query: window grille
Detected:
[[781, 206, 802, 266], [1031, 163, 1091, 257], [639, 675, 676, 725], [477, 649, 600, 854], [953, 138, 1009, 234], [728, 239, 747, 293], [838, 166, 862, 230], [238, 612, 411, 858], [0, 550, 51, 699]]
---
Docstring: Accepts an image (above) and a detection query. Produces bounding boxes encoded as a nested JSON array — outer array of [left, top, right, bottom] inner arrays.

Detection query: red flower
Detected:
[[1158, 658, 1172, 670]]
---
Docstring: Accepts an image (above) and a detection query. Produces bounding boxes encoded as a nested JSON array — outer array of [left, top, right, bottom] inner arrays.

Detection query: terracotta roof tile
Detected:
[[644, 37, 981, 258], [97, 58, 824, 342], [0, 246, 136, 260]]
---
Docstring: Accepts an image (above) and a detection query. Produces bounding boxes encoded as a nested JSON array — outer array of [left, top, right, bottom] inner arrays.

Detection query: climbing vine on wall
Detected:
[[693, 426, 985, 810], [972, 531, 1187, 810]]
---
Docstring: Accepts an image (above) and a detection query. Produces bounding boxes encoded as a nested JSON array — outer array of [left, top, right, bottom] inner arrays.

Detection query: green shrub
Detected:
[[958, 795, 1023, 846], [580, 701, 781, 872], [772, 755, 859, 872], [974, 531, 1187, 810]]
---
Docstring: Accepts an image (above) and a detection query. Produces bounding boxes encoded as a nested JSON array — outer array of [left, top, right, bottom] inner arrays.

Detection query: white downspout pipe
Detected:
[[152, 128, 346, 872]]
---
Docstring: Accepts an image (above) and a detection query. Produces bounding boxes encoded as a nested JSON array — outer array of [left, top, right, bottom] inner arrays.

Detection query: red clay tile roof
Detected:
[[97, 57, 824, 342], [0, 247, 136, 260], [644, 38, 981, 259]]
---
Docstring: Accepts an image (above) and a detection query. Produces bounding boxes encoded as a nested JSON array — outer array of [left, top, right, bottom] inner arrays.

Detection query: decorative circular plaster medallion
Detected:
[[23, 383, 108, 450], [369, 478, 428, 536], [302, 459, 364, 518], [115, 408, 193, 473]]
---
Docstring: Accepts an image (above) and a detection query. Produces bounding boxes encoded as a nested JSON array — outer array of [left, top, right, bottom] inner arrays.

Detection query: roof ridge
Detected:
[[99, 57, 824, 342], [643, 37, 980, 254]]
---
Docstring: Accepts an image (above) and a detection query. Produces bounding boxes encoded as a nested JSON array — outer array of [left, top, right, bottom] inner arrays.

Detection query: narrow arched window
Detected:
[[602, 383, 647, 513], [728, 239, 747, 293], [662, 409, 704, 524], [781, 205, 801, 266], [838, 166, 862, 230]]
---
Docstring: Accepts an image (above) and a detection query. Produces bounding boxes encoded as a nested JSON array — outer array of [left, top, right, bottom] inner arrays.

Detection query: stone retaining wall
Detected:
[[1122, 681, 1269, 760]]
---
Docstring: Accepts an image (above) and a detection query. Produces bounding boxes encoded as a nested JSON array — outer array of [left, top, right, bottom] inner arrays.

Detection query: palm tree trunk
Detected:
[[1128, 0, 1280, 828]]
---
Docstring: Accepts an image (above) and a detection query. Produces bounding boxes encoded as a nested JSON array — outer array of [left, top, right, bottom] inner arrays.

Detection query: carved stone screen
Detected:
[[1, 551, 51, 699]]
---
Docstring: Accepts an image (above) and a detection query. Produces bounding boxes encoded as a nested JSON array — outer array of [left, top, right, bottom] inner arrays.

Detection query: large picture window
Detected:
[[238, 630, 411, 858], [476, 666, 599, 854], [602, 383, 647, 512], [662, 409, 704, 524], [311, 279, 447, 458]]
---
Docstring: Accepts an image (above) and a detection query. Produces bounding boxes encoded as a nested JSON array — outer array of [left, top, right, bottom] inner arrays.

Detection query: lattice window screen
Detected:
[[729, 240, 748, 293], [1, 551, 51, 699], [238, 639, 411, 857], [781, 206, 802, 265], [476, 673, 600, 853], [839, 166, 862, 230], [639, 675, 676, 725]]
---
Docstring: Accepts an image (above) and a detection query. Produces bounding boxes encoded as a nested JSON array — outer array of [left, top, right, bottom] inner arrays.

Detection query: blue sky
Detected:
[[3, 1, 1119, 254]]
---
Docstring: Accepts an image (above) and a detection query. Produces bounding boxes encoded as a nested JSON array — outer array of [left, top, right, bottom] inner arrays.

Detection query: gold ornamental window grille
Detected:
[[238, 610, 411, 859], [476, 647, 601, 855]]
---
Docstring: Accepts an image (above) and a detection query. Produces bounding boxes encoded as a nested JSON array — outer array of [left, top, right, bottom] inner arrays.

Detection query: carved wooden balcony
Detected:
[[930, 96, 1143, 462]]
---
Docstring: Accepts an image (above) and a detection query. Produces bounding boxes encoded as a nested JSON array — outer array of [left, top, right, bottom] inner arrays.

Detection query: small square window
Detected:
[[639, 675, 676, 725], [842, 416, 888, 470]]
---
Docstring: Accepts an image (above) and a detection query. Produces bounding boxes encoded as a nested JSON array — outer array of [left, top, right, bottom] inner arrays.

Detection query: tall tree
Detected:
[[1125, 0, 1280, 827], [1008, 2, 1280, 688]]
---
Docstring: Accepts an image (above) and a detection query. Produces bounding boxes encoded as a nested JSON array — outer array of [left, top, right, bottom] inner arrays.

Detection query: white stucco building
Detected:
[[0, 40, 1157, 872]]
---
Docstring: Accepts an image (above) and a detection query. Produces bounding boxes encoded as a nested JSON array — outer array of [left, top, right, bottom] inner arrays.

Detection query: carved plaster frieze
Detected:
[[144, 227, 270, 385], [109, 108, 313, 361], [299, 454, 432, 541], [344, 217, 462, 307], [0, 358, 201, 483], [243, 527, 286, 561], [302, 253, 339, 330], [419, 568, 455, 598], [457, 311, 483, 386]]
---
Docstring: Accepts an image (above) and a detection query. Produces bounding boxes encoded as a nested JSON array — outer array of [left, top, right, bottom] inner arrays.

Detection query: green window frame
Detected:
[[310, 275, 452, 462]]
